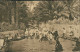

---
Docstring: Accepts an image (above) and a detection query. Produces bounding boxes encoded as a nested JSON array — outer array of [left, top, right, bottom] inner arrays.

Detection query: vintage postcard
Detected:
[[0, 0, 80, 52]]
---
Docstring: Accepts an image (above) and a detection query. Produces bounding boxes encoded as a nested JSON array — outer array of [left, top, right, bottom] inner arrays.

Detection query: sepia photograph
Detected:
[[0, 0, 80, 52]]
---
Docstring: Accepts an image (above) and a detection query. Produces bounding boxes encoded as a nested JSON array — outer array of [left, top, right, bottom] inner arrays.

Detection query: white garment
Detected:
[[25, 30, 28, 35], [63, 29, 66, 33]]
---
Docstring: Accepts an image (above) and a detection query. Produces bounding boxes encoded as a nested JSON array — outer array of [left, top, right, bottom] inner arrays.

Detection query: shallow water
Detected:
[[7, 38, 76, 52]]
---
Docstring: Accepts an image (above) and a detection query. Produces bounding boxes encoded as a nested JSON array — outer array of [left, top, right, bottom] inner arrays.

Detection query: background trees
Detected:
[[33, 1, 68, 24], [0, 1, 29, 31], [33, 0, 80, 24], [0, 0, 80, 31], [63, 0, 80, 21]]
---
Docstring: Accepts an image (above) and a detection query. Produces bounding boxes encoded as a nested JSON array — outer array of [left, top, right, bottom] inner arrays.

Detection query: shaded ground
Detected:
[[7, 38, 76, 52]]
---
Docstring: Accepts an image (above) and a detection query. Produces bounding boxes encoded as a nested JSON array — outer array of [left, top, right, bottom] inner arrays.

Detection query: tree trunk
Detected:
[[6, 2, 11, 24], [16, 1, 19, 29], [11, 8, 15, 24], [9, 9, 11, 24]]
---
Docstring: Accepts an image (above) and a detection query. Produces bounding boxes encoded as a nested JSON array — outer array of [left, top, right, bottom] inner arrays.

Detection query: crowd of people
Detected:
[[0, 26, 80, 51], [24, 27, 74, 41], [24, 27, 80, 51], [25, 28, 54, 41], [24, 28, 63, 51]]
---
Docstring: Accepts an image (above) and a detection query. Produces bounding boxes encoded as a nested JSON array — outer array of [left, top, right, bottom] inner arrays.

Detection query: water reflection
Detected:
[[5, 31, 80, 52]]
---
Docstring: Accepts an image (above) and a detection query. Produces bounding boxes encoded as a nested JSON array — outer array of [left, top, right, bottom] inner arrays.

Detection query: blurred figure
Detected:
[[53, 31, 59, 40], [73, 38, 80, 51], [53, 31, 63, 52], [55, 39, 63, 52], [25, 29, 29, 38], [62, 28, 66, 38]]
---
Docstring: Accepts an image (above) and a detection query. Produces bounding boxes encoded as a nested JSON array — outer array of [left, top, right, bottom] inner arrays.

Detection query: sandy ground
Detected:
[[8, 38, 76, 52]]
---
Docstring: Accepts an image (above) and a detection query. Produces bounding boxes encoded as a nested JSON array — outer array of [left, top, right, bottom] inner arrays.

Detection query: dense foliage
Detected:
[[0, 0, 80, 31]]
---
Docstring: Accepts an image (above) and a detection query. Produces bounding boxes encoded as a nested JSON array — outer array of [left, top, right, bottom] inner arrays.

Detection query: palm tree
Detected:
[[63, 0, 77, 21], [34, 1, 68, 23]]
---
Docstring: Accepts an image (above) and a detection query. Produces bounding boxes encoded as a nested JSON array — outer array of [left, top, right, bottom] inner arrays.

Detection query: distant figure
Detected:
[[53, 31, 63, 52], [55, 40, 63, 52], [73, 38, 80, 51], [4, 36, 8, 42], [62, 28, 66, 38], [53, 31, 59, 40], [25, 29, 28, 38], [40, 33, 48, 42], [14, 34, 18, 40]]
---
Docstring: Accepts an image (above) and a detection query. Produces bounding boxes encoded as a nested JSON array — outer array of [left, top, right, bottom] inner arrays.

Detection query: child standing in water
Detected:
[[55, 40, 63, 52], [53, 31, 63, 52]]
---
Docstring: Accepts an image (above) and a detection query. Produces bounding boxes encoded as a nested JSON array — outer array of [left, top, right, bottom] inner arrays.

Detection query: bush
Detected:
[[0, 22, 26, 32]]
